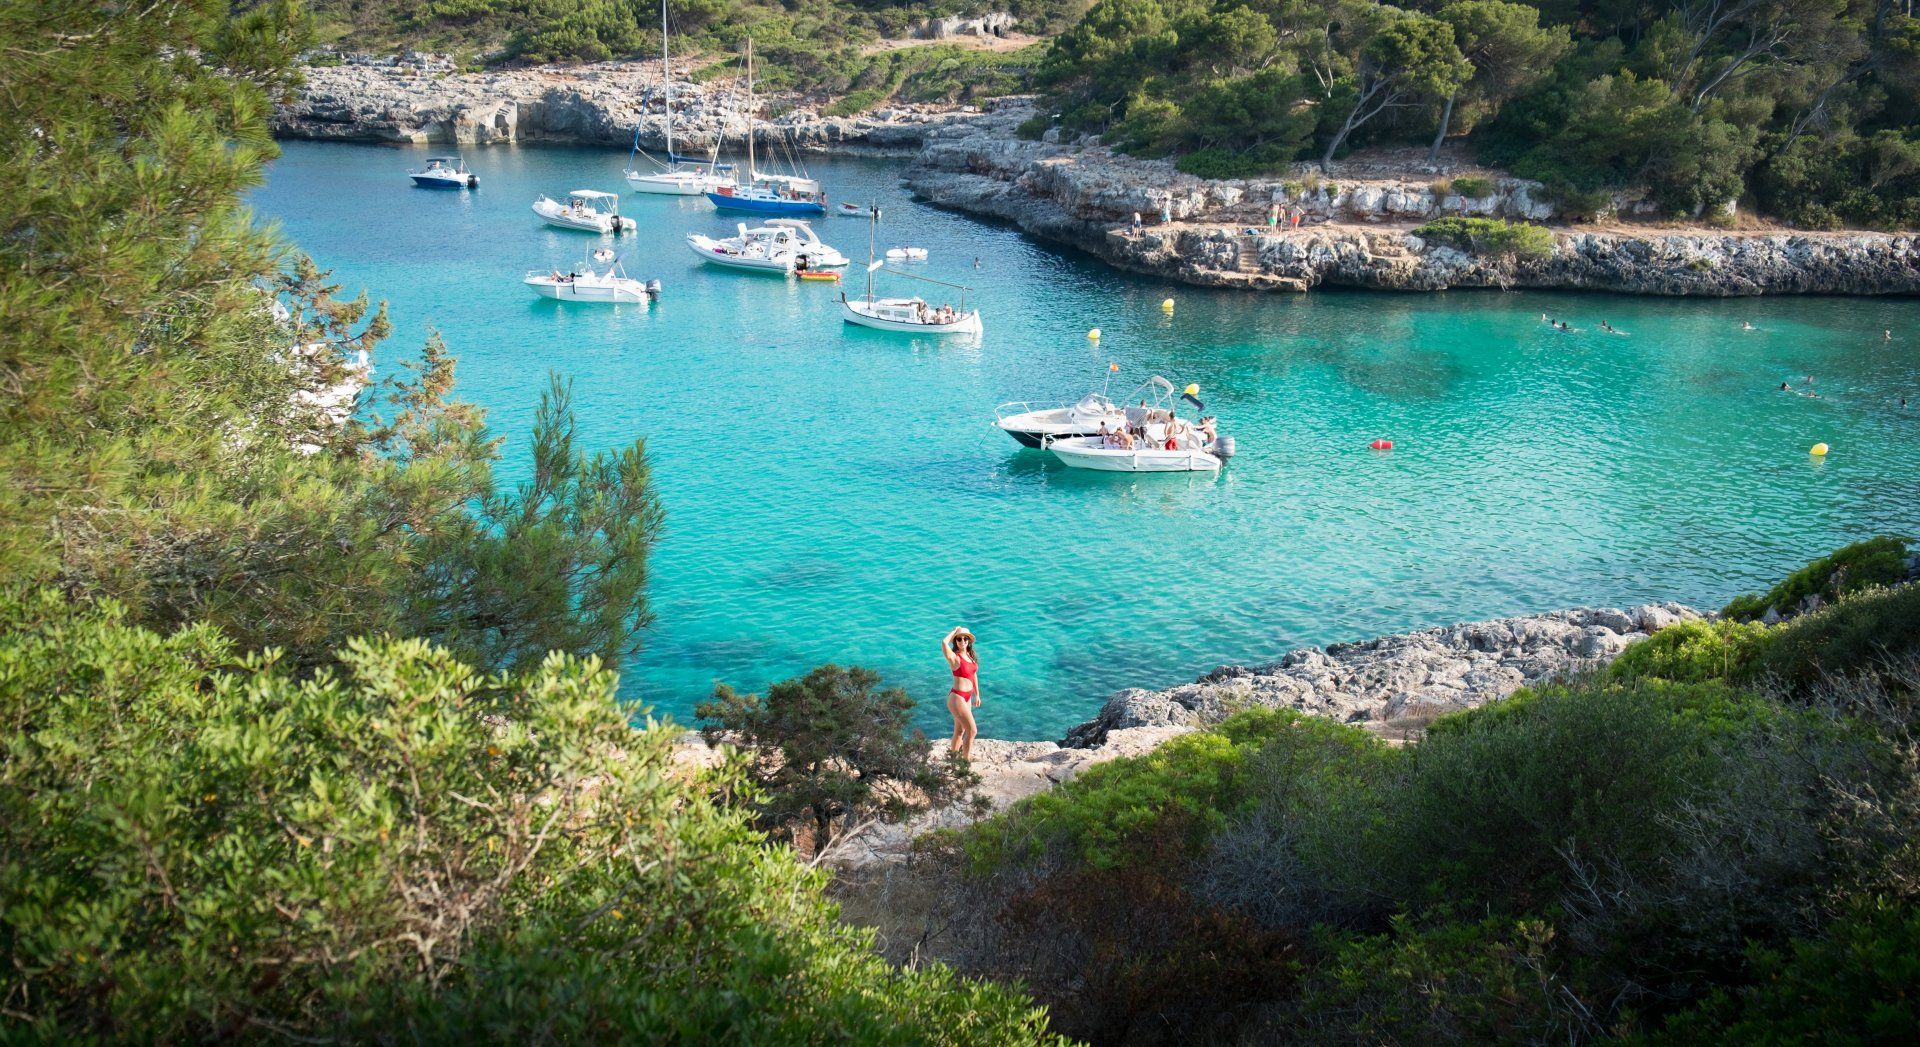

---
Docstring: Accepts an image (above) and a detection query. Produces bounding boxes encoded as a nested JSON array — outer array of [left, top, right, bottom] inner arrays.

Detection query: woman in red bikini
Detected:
[[942, 626, 980, 761]]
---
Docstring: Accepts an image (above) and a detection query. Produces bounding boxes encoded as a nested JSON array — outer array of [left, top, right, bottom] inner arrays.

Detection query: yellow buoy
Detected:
[[1087, 328, 1101, 340], [1810, 442, 1830, 456], [1184, 383, 1200, 396], [1161, 297, 1175, 311]]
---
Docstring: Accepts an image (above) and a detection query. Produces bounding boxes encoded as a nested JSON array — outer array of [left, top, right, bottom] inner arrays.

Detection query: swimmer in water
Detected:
[[1781, 381, 1792, 391], [1742, 322, 1756, 331], [1885, 329, 1893, 341]]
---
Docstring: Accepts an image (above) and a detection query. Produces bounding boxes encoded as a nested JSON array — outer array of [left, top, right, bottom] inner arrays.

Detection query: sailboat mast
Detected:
[[745, 37, 756, 182], [867, 205, 877, 301], [660, 0, 673, 160]]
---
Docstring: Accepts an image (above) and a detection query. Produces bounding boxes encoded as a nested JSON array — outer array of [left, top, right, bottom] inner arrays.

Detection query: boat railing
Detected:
[[994, 400, 1068, 423]]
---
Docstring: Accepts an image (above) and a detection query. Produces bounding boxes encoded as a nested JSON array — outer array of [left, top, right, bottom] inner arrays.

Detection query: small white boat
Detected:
[[885, 246, 929, 261], [533, 190, 637, 234], [842, 296, 983, 336], [687, 219, 848, 274], [1047, 433, 1225, 473], [525, 248, 659, 304], [994, 392, 1126, 448], [410, 156, 476, 189], [838, 202, 866, 216]]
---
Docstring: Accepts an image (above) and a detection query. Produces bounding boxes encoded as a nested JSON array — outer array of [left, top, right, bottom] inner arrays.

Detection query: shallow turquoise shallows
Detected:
[[254, 141, 1920, 739]]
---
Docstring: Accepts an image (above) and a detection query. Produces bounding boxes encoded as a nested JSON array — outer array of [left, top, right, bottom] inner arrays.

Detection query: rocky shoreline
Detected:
[[905, 106, 1920, 296], [830, 601, 1699, 867], [273, 59, 972, 154]]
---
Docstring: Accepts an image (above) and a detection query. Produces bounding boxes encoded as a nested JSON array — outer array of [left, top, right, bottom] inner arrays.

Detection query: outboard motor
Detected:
[[1214, 435, 1237, 459], [467, 173, 479, 188], [644, 279, 662, 300]]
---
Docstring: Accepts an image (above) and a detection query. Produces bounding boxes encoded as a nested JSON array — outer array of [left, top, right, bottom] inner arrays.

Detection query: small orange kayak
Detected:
[[797, 270, 840, 282]]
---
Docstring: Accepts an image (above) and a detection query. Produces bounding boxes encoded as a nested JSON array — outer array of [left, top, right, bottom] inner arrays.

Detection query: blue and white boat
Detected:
[[410, 156, 476, 189], [704, 37, 827, 216]]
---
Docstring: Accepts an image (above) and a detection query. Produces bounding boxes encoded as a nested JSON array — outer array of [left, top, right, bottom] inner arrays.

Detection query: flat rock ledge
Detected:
[[823, 601, 1697, 869], [273, 61, 972, 153], [904, 104, 1920, 296]]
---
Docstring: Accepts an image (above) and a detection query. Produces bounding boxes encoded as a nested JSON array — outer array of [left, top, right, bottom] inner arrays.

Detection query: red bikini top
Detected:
[[952, 656, 977, 682]]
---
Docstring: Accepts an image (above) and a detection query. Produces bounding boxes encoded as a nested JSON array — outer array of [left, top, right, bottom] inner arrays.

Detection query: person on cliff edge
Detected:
[[943, 627, 980, 763]]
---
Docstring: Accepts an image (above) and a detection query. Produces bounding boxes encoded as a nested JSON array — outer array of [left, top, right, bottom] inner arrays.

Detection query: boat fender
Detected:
[[1215, 435, 1237, 459], [1369, 438, 1393, 451]]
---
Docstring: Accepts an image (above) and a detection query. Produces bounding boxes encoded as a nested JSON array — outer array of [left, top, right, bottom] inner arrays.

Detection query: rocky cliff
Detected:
[[905, 106, 1920, 296], [274, 60, 973, 152]]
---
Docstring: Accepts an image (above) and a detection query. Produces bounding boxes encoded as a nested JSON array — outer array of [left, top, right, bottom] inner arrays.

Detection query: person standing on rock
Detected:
[[943, 627, 981, 763], [1131, 211, 1142, 235]]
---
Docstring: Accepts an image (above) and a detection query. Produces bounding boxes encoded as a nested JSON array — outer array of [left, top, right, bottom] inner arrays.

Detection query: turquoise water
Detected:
[[254, 141, 1920, 739]]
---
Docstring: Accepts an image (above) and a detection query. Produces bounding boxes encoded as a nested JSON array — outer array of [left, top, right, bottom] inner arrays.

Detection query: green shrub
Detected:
[[1609, 618, 1773, 683], [957, 708, 1301, 873], [1739, 583, 1920, 698], [1015, 113, 1051, 140], [1653, 900, 1920, 1043], [1721, 536, 1911, 621], [1298, 915, 1588, 1043], [1413, 216, 1555, 260], [0, 591, 1061, 1041], [1449, 175, 1495, 198]]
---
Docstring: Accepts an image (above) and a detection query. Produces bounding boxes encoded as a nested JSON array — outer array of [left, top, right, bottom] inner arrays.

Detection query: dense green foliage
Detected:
[[700, 664, 972, 847], [0, 592, 1059, 1041], [1033, 0, 1920, 224], [927, 544, 1920, 1042], [1722, 534, 1912, 620], [1413, 215, 1555, 258], [0, 3, 1062, 1038], [310, 0, 1070, 89]]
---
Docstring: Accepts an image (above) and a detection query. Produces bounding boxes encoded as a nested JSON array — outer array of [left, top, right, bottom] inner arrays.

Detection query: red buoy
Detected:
[[1369, 438, 1393, 451]]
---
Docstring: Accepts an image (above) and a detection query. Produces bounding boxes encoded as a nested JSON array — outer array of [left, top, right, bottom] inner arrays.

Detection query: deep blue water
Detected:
[[253, 141, 1920, 738]]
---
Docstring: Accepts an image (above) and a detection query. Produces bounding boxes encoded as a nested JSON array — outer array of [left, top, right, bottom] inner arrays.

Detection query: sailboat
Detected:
[[625, 0, 734, 196], [705, 38, 828, 217], [839, 206, 982, 336]]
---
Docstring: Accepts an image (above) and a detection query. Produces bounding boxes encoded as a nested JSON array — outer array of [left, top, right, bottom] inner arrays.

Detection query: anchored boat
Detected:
[[410, 156, 477, 189], [533, 190, 637, 234], [687, 219, 848, 274], [625, 0, 735, 196], [703, 38, 828, 216], [840, 205, 981, 336], [1043, 376, 1236, 472], [994, 393, 1126, 448], [525, 248, 659, 304]]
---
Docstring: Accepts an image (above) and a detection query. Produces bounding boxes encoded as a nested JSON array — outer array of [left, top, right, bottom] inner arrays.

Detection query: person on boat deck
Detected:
[[1198, 416, 1218, 446], [915, 301, 929, 322], [942, 627, 980, 762]]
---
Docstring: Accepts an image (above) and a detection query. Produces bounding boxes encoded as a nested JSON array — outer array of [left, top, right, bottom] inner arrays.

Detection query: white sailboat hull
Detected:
[[1047, 436, 1223, 473], [625, 169, 731, 195], [841, 300, 982, 336]]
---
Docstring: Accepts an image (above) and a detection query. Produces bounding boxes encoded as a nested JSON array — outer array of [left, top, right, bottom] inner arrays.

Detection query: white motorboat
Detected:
[[842, 295, 983, 336], [533, 190, 637, 234], [525, 248, 659, 304], [624, 0, 736, 196], [686, 219, 848, 273], [885, 246, 929, 261], [410, 156, 476, 189], [994, 392, 1126, 448], [839, 207, 982, 336], [1047, 433, 1226, 472], [1043, 376, 1236, 472]]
